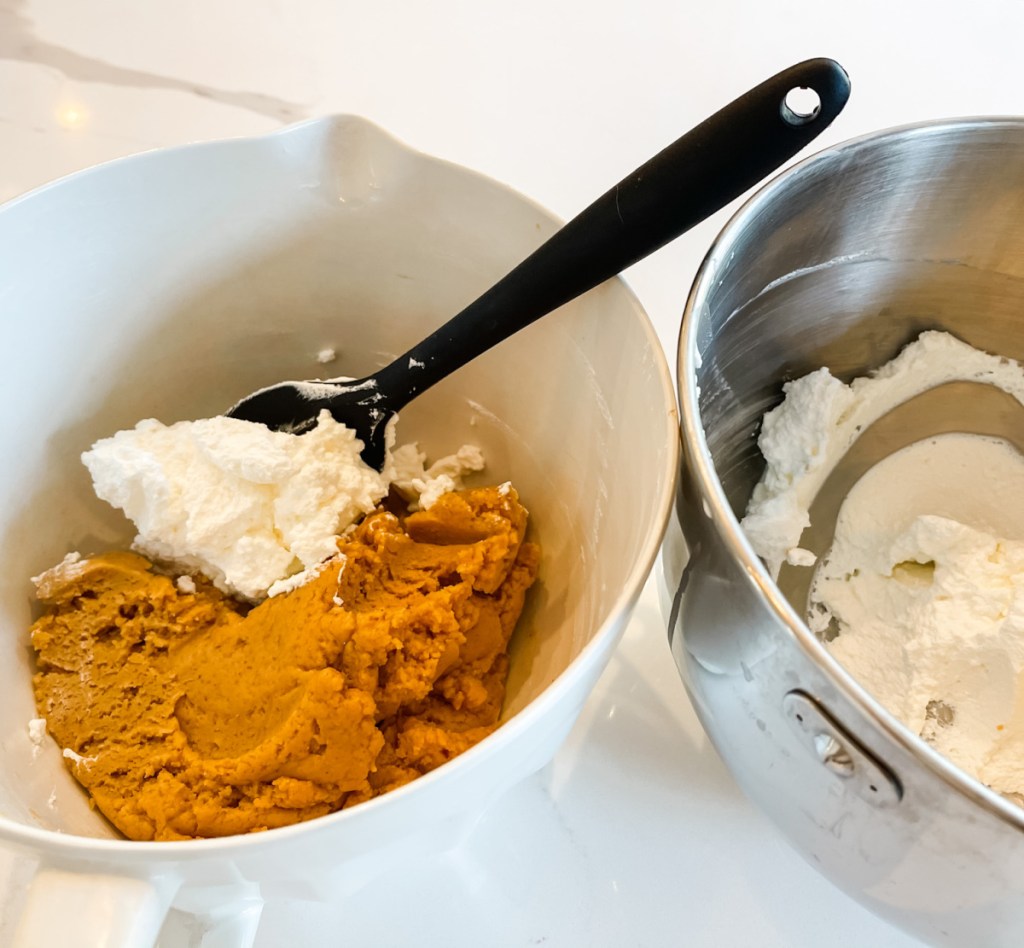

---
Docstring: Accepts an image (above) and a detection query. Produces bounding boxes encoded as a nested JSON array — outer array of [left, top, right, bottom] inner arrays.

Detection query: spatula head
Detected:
[[225, 377, 394, 469]]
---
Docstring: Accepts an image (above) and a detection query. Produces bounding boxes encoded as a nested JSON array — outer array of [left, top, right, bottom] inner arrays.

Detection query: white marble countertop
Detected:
[[4, 1, 1020, 944]]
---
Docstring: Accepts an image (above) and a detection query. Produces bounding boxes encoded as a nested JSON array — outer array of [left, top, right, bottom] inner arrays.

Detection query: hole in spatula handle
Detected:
[[781, 86, 823, 126]]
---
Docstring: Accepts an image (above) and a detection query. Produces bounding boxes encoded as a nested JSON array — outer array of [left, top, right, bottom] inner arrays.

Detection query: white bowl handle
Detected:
[[12, 866, 178, 948]]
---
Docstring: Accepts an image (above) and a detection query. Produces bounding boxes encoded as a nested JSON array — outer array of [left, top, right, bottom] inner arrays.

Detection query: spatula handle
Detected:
[[375, 57, 851, 409]]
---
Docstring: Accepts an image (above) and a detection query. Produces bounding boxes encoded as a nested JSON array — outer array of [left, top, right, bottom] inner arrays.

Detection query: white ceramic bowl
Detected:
[[0, 115, 678, 945]]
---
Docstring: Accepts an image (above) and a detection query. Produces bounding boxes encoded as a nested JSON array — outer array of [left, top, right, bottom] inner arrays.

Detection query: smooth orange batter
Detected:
[[31, 486, 539, 841]]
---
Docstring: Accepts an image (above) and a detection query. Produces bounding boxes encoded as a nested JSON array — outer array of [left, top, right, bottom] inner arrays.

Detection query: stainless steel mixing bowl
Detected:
[[663, 119, 1024, 946]]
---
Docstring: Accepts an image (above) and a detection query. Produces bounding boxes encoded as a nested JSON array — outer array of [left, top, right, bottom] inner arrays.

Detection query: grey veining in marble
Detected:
[[0, 0, 307, 122]]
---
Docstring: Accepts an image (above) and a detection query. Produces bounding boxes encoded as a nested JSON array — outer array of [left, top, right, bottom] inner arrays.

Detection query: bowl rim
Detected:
[[677, 114, 1024, 832], [0, 113, 681, 858]]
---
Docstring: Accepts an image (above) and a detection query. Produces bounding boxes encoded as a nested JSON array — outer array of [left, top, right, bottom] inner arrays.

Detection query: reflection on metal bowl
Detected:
[[665, 119, 1024, 946]]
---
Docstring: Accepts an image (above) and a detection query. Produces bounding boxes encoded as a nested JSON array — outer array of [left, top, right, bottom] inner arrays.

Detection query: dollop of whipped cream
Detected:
[[83, 409, 484, 601], [741, 331, 1024, 578]]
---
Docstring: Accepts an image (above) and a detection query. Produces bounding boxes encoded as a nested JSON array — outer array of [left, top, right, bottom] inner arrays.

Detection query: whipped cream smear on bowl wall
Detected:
[[0, 116, 677, 945]]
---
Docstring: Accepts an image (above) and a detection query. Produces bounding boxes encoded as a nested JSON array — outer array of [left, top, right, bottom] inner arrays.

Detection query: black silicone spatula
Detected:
[[227, 58, 851, 468]]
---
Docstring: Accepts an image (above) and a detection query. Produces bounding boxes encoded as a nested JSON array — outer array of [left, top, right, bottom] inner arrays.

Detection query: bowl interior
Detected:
[[0, 116, 675, 839], [688, 120, 1024, 517]]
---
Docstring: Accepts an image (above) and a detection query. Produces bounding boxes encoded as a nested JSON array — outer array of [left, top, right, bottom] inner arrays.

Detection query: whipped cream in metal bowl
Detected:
[[740, 330, 1024, 798]]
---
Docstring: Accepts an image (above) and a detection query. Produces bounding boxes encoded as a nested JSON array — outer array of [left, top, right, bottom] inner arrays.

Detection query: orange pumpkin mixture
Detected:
[[30, 485, 538, 841]]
